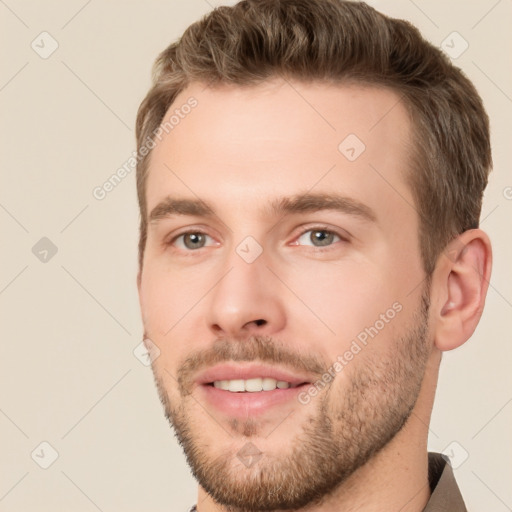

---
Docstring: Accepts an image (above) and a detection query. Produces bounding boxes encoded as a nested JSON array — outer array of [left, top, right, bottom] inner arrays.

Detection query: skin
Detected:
[[137, 79, 492, 511]]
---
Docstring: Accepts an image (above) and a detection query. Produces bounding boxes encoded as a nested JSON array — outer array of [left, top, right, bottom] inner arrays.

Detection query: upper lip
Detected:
[[195, 363, 315, 387]]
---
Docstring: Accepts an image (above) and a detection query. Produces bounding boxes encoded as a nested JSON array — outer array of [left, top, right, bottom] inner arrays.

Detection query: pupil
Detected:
[[185, 233, 204, 249], [312, 230, 332, 246]]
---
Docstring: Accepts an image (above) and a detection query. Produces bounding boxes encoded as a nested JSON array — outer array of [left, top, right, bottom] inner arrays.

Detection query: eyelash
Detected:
[[167, 226, 348, 253], [293, 226, 347, 250]]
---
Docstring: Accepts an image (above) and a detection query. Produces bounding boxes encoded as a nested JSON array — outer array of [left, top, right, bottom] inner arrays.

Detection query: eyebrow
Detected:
[[148, 192, 377, 224]]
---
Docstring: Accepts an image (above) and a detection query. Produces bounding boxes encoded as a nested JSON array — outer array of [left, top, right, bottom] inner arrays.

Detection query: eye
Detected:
[[295, 228, 342, 248], [172, 231, 216, 250]]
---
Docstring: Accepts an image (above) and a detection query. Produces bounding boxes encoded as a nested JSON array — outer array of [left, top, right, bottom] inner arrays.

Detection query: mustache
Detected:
[[174, 335, 327, 396]]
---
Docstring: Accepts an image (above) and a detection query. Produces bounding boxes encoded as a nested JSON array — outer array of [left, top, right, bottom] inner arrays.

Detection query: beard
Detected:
[[148, 290, 431, 512]]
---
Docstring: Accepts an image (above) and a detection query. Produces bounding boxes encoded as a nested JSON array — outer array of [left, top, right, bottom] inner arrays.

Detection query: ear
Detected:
[[431, 229, 492, 351]]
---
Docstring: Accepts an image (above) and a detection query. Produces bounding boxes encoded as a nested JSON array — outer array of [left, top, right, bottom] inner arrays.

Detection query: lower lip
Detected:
[[198, 383, 309, 418]]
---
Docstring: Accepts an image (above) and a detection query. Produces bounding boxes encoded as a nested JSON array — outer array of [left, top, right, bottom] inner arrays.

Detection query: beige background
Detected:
[[1, 1, 511, 510]]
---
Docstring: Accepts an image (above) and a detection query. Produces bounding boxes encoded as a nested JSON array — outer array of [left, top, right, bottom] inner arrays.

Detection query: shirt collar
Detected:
[[423, 452, 467, 511]]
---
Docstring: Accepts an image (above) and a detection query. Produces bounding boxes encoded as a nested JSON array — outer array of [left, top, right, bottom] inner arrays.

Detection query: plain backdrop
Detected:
[[1, 1, 511, 511]]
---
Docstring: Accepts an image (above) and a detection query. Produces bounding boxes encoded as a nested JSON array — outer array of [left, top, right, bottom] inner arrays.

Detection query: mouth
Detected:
[[195, 363, 314, 417], [209, 377, 306, 392]]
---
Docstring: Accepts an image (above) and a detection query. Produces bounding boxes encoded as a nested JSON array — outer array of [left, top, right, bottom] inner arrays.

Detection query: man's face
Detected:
[[138, 80, 433, 510]]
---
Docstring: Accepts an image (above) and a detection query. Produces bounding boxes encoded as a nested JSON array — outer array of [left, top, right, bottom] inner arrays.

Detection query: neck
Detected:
[[196, 352, 441, 512]]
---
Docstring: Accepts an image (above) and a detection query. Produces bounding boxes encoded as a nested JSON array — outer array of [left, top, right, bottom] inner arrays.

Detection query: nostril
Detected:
[[254, 319, 266, 326]]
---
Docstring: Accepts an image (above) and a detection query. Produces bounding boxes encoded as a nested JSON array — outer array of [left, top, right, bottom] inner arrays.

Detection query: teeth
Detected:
[[245, 378, 263, 392], [212, 378, 292, 392], [228, 379, 245, 392], [262, 377, 277, 391]]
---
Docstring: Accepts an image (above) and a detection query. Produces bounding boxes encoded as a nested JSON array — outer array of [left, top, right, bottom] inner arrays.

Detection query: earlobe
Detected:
[[433, 229, 492, 352]]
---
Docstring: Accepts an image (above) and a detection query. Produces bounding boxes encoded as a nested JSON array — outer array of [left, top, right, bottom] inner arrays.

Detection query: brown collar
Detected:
[[423, 452, 467, 511]]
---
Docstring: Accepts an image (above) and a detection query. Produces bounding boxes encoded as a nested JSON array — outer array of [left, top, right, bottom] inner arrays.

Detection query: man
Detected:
[[135, 1, 492, 510]]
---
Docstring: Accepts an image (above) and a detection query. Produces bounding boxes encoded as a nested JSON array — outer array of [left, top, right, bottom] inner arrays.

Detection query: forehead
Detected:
[[145, 79, 414, 218]]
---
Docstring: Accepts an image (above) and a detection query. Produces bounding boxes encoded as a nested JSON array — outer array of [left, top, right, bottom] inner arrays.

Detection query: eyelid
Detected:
[[164, 224, 350, 252], [176, 232, 216, 249], [290, 225, 351, 246], [166, 227, 219, 249]]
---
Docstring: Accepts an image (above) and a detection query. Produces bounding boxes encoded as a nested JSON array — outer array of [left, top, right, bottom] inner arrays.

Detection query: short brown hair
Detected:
[[135, 0, 491, 274]]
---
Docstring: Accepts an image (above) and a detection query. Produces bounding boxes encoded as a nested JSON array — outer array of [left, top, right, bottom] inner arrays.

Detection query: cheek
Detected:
[[284, 255, 420, 376], [139, 264, 202, 337], [286, 258, 399, 339], [139, 270, 191, 392]]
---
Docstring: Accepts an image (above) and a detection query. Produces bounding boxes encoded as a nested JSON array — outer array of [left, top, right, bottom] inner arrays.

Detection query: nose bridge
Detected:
[[215, 240, 269, 313], [205, 238, 286, 337]]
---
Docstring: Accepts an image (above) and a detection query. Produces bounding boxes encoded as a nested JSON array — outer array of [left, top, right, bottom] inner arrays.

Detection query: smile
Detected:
[[211, 377, 304, 392]]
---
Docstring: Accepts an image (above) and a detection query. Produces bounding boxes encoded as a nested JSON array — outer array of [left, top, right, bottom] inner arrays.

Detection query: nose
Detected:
[[205, 248, 287, 339]]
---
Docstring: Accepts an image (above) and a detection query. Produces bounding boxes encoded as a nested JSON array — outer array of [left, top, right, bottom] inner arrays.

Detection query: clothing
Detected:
[[423, 452, 467, 511], [188, 452, 466, 511]]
